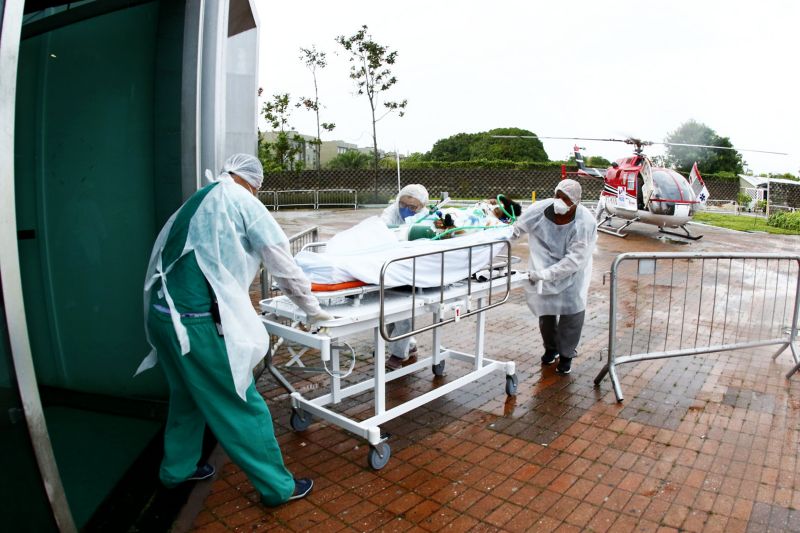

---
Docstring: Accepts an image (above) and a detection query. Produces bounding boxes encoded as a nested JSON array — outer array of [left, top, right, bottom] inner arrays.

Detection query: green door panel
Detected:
[[15, 3, 168, 397]]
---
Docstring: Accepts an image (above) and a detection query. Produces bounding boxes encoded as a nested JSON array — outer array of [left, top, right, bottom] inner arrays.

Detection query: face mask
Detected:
[[399, 206, 416, 220], [553, 198, 571, 215]]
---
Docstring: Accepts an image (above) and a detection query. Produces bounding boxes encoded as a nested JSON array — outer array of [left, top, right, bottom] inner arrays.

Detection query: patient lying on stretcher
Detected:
[[420, 195, 522, 239], [294, 198, 518, 288]]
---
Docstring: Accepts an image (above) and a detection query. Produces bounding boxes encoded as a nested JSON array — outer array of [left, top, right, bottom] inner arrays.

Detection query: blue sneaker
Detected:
[[186, 463, 215, 481], [288, 478, 313, 501]]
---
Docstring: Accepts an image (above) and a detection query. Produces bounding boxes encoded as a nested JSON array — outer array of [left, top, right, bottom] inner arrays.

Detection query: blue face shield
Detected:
[[399, 206, 416, 220]]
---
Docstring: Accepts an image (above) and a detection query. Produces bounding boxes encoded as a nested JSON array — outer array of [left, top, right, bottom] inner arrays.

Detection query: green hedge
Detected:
[[767, 211, 800, 231], [400, 159, 570, 170]]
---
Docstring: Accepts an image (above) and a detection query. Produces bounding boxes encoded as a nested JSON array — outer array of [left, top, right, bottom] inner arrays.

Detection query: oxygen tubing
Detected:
[[430, 223, 510, 240]]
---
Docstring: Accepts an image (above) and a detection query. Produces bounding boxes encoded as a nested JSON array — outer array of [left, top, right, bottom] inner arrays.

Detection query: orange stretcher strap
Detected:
[[311, 280, 368, 292]]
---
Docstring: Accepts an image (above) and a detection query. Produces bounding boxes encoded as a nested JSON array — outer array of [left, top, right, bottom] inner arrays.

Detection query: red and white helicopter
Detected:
[[494, 134, 787, 239], [563, 137, 710, 239]]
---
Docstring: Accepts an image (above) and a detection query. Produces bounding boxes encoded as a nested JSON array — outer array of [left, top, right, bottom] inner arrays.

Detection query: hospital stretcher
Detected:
[[260, 239, 527, 469]]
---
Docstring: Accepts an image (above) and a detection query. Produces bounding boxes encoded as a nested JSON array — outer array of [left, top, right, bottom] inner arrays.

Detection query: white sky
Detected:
[[256, 0, 799, 175]]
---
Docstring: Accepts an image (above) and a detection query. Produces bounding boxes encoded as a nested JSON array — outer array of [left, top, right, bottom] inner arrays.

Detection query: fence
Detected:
[[259, 189, 358, 210], [274, 189, 316, 210], [594, 252, 800, 402], [260, 168, 763, 207], [259, 226, 320, 300], [317, 189, 357, 209]]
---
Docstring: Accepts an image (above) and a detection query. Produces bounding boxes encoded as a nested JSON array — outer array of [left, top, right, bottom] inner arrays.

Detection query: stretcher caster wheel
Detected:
[[432, 361, 446, 376], [505, 374, 518, 396], [367, 442, 391, 470], [290, 409, 311, 432]]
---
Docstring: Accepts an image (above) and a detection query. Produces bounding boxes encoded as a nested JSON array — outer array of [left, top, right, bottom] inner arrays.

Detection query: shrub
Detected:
[[767, 211, 800, 231]]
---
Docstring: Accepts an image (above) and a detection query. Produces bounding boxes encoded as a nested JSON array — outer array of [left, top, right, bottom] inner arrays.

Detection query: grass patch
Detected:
[[693, 212, 800, 235]]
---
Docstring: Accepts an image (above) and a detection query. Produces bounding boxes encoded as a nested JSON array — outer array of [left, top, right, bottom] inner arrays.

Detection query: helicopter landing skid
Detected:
[[658, 225, 703, 241], [597, 216, 639, 238]]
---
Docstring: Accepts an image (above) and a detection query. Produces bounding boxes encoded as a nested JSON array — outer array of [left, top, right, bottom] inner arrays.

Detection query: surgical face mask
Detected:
[[399, 206, 416, 220], [553, 198, 572, 215]]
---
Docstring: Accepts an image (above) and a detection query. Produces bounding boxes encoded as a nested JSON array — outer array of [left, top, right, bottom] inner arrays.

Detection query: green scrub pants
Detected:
[[147, 310, 294, 505]]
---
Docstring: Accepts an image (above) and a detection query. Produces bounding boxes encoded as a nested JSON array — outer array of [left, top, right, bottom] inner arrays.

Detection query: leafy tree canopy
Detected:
[[664, 119, 744, 174], [326, 150, 371, 170], [427, 128, 549, 162], [565, 154, 612, 167]]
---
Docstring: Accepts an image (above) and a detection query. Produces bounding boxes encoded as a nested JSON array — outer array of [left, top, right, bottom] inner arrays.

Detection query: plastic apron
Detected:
[[137, 176, 315, 400]]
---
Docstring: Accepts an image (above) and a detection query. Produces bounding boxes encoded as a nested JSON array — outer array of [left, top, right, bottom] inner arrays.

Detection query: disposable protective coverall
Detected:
[[380, 184, 430, 360], [513, 197, 597, 359], [138, 159, 323, 505]]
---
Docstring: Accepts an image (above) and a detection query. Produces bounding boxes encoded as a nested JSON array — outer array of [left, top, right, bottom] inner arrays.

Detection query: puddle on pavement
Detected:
[[655, 235, 691, 245]]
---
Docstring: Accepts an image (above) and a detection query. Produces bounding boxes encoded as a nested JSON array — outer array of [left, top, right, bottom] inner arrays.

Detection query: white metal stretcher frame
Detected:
[[260, 239, 526, 469]]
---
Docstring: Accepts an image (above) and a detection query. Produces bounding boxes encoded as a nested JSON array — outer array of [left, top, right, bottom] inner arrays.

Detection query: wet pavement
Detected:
[[181, 208, 800, 532]]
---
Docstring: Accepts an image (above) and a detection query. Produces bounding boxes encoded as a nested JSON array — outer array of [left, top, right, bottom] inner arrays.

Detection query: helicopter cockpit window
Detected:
[[652, 170, 681, 200]]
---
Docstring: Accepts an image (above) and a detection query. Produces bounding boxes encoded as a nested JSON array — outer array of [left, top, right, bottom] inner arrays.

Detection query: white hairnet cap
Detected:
[[221, 153, 264, 190], [555, 179, 582, 204], [397, 184, 429, 209]]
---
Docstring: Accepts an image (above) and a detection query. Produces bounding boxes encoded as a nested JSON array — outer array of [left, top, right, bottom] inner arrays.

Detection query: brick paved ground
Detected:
[[183, 208, 800, 533]]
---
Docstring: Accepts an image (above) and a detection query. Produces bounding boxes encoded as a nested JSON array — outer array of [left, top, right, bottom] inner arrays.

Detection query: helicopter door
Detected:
[[619, 172, 638, 210], [640, 158, 654, 207]]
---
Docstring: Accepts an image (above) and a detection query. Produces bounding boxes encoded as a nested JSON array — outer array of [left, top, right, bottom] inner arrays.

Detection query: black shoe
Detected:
[[556, 357, 572, 374], [541, 352, 558, 365], [186, 463, 215, 481], [288, 478, 313, 501]]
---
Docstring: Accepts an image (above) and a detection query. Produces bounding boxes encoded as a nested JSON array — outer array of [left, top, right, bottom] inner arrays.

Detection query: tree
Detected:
[[260, 93, 304, 171], [427, 128, 549, 162], [326, 150, 371, 169], [664, 120, 744, 174], [336, 25, 407, 201], [587, 155, 612, 167], [297, 45, 335, 171], [566, 153, 612, 167]]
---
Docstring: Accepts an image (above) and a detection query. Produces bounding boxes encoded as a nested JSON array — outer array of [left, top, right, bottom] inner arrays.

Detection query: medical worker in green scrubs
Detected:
[[137, 154, 331, 505]]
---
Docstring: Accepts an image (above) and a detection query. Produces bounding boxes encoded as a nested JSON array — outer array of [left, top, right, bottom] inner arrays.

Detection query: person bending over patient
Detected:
[[380, 184, 429, 369]]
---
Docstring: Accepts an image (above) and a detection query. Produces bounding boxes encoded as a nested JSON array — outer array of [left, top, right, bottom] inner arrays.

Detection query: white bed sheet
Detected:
[[295, 216, 513, 288]]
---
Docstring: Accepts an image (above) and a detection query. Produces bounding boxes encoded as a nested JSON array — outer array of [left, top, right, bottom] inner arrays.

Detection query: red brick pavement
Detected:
[[183, 209, 800, 532]]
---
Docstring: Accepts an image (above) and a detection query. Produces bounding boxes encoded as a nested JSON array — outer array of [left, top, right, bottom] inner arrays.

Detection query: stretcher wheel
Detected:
[[505, 374, 518, 396], [290, 409, 311, 432], [367, 442, 391, 470], [432, 361, 446, 376]]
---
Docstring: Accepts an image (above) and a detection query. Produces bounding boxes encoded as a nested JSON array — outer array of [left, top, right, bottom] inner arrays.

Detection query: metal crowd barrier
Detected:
[[260, 189, 360, 210], [595, 252, 800, 401], [379, 240, 514, 342], [317, 188, 357, 209], [257, 190, 276, 209], [274, 189, 316, 210], [260, 226, 320, 300]]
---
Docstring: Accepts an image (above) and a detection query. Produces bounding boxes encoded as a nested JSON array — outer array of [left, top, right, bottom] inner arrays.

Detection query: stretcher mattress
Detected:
[[295, 216, 513, 288]]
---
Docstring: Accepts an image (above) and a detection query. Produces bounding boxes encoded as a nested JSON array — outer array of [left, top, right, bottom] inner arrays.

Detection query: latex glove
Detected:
[[528, 270, 546, 283], [306, 310, 333, 327]]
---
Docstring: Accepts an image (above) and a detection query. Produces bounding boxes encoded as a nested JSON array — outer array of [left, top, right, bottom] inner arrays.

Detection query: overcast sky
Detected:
[[257, 0, 798, 175]]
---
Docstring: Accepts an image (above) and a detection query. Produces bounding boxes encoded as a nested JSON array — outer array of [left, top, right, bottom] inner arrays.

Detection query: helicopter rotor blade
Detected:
[[490, 135, 789, 155], [491, 135, 628, 143], [651, 141, 788, 155]]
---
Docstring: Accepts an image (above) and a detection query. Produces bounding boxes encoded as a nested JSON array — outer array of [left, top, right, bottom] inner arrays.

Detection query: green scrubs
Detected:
[[148, 183, 294, 505]]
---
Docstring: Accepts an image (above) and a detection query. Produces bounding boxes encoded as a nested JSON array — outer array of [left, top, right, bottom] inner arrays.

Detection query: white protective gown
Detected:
[[137, 175, 322, 400], [513, 199, 597, 316]]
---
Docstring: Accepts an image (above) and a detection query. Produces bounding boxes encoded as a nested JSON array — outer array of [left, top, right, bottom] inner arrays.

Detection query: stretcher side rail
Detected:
[[379, 239, 513, 342]]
